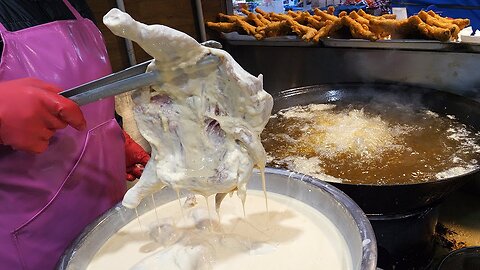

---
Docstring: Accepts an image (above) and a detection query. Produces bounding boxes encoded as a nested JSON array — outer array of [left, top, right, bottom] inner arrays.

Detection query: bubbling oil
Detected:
[[261, 102, 480, 185]]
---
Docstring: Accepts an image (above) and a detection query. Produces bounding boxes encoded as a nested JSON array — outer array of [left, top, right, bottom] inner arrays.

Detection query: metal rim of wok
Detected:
[[56, 167, 377, 270], [268, 83, 480, 214], [436, 246, 480, 270]]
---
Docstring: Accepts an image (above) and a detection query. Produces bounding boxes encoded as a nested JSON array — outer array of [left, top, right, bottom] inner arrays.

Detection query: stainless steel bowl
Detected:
[[57, 168, 377, 270]]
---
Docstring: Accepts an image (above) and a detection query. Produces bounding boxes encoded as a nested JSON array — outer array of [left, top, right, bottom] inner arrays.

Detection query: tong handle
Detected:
[[60, 60, 153, 105], [64, 71, 159, 106], [60, 53, 220, 106]]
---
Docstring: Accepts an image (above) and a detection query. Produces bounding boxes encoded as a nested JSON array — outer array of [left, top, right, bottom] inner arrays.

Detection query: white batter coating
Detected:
[[103, 9, 273, 209], [87, 191, 353, 270]]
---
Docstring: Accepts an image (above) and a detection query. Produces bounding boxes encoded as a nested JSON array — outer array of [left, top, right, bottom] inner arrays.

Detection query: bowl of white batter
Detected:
[[57, 168, 377, 270]]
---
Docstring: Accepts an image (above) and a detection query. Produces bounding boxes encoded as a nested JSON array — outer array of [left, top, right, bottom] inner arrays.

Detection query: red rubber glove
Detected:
[[0, 78, 86, 153], [124, 130, 150, 181]]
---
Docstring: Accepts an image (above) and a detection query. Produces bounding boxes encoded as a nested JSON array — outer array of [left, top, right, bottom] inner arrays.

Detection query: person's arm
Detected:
[[0, 78, 86, 153]]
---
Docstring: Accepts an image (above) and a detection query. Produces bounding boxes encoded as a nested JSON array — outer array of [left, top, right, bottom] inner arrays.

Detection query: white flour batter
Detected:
[[103, 9, 273, 209], [87, 190, 352, 270]]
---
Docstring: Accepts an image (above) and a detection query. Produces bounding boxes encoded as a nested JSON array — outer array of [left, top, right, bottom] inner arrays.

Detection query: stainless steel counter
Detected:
[[223, 37, 480, 101]]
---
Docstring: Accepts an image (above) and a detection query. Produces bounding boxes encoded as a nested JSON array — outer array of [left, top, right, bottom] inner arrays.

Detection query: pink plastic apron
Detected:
[[0, 1, 126, 269]]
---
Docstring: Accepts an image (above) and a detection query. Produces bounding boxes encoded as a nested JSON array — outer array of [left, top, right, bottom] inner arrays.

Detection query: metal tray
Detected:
[[222, 32, 480, 52], [320, 37, 480, 52], [322, 37, 451, 50], [222, 32, 314, 47]]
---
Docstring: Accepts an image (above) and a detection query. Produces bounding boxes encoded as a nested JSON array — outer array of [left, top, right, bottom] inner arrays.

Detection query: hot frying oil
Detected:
[[261, 103, 480, 185]]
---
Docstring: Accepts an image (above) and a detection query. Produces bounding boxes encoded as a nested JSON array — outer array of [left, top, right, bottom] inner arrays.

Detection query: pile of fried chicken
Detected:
[[206, 7, 470, 42]]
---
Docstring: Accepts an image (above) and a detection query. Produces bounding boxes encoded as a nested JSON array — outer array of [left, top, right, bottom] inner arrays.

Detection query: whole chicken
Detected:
[[103, 9, 273, 209]]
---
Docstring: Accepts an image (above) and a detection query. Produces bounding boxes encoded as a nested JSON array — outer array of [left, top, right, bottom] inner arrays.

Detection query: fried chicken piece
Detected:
[[358, 9, 396, 27], [241, 8, 269, 28], [368, 15, 449, 41], [312, 15, 325, 22], [409, 15, 451, 41], [312, 19, 343, 42], [312, 8, 344, 40], [241, 8, 266, 24], [368, 17, 406, 31], [342, 16, 378, 41], [218, 13, 246, 22], [418, 11, 460, 39], [207, 7, 467, 43], [327, 6, 335, 15], [350, 11, 389, 39], [248, 12, 266, 27], [254, 7, 274, 21], [239, 8, 251, 16], [257, 14, 271, 25], [287, 10, 299, 18], [290, 20, 317, 41], [314, 8, 339, 22], [295, 12, 312, 24], [206, 21, 237, 33], [427, 10, 470, 29], [256, 20, 290, 38], [285, 11, 311, 24], [381, 14, 397, 20], [349, 11, 370, 25], [235, 18, 264, 40], [338, 11, 347, 18], [209, 13, 263, 40], [207, 13, 263, 40], [272, 14, 317, 42], [307, 16, 326, 29], [357, 9, 378, 20], [368, 17, 412, 38]]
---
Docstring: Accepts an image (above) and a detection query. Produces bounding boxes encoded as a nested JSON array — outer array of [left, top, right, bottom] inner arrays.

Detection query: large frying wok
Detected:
[[269, 83, 480, 215]]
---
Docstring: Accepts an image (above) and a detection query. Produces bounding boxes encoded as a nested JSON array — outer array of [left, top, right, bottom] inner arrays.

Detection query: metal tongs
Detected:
[[59, 56, 218, 106], [60, 41, 222, 106]]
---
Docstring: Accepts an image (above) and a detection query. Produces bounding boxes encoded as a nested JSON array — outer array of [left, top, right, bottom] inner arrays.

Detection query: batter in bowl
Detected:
[[87, 190, 353, 270]]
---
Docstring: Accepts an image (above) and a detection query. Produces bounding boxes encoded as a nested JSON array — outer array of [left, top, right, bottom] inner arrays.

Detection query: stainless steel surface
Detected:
[[320, 37, 476, 51], [60, 60, 151, 105], [61, 63, 156, 106], [200, 40, 223, 49], [57, 168, 377, 270], [194, 0, 207, 42], [223, 33, 480, 52], [222, 32, 314, 47], [115, 0, 137, 65], [224, 44, 480, 101], [61, 54, 220, 106]]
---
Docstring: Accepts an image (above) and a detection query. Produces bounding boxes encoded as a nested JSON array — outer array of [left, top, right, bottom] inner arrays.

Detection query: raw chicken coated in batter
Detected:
[[103, 9, 273, 209]]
